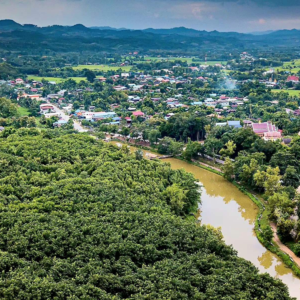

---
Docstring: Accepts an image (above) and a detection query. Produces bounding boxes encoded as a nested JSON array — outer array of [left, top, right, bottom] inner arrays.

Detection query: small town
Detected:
[[1, 2, 300, 298]]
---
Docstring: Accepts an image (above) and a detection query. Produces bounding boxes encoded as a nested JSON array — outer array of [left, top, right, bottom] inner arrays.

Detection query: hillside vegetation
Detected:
[[0, 63, 21, 80], [0, 131, 293, 299]]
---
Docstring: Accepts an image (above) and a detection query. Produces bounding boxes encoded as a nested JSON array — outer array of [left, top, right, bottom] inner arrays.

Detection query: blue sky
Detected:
[[1, 0, 300, 32]]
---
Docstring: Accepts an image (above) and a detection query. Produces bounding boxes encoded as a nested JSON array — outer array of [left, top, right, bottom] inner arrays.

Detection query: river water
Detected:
[[111, 142, 300, 299]]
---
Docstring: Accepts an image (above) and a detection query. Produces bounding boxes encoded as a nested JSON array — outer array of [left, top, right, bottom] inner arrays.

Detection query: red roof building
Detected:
[[132, 111, 145, 117], [125, 117, 132, 123], [287, 75, 299, 82], [263, 131, 282, 141], [252, 121, 281, 140]]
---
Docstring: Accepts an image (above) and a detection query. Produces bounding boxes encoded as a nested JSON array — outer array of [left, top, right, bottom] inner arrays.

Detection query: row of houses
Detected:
[[73, 110, 145, 124]]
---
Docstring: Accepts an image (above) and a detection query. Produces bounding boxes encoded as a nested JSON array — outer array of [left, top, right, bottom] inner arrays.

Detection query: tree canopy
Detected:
[[0, 131, 292, 299]]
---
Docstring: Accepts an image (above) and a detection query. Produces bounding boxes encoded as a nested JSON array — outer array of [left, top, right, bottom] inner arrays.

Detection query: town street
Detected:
[[52, 104, 88, 133]]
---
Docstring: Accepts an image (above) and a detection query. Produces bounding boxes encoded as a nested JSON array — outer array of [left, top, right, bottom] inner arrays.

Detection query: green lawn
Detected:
[[272, 89, 300, 96], [72, 65, 132, 72], [28, 76, 87, 83], [18, 106, 30, 116]]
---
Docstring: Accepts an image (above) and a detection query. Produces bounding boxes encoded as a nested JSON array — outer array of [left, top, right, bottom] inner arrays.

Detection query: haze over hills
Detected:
[[0, 19, 300, 54], [0, 19, 295, 37]]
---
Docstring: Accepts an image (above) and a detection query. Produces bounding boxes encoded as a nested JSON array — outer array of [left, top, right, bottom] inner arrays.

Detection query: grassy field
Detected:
[[28, 76, 87, 83], [72, 65, 132, 72], [17, 106, 31, 116], [272, 89, 300, 96], [140, 57, 226, 65], [273, 59, 300, 73], [275, 67, 300, 74]]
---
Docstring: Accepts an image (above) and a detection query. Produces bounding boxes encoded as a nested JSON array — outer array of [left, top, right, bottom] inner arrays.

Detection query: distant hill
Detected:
[[0, 19, 23, 31], [249, 30, 274, 36], [90, 26, 128, 31], [143, 27, 250, 39], [267, 29, 300, 37], [144, 27, 205, 37], [0, 20, 299, 54]]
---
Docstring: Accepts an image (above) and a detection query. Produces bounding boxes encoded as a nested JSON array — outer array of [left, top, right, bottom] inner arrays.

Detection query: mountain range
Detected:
[[0, 19, 300, 54]]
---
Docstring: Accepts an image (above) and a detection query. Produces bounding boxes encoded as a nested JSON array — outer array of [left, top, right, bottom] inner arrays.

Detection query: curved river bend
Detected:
[[112, 142, 300, 299]]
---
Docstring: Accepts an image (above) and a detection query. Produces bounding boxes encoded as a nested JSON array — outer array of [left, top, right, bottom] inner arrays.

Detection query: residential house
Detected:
[[40, 104, 55, 114], [121, 73, 130, 78], [132, 111, 145, 117], [205, 102, 217, 107], [113, 86, 127, 91], [128, 96, 141, 102], [165, 113, 175, 120], [53, 120, 68, 127], [47, 94, 59, 100], [125, 117, 132, 124], [18, 94, 42, 101], [93, 112, 117, 121], [15, 78, 24, 85], [204, 98, 214, 103], [45, 112, 61, 119], [228, 121, 242, 129], [287, 75, 299, 83], [215, 122, 227, 127], [191, 102, 203, 106], [216, 121, 241, 129], [189, 67, 199, 72], [58, 90, 67, 96], [243, 120, 253, 128], [217, 100, 230, 107]]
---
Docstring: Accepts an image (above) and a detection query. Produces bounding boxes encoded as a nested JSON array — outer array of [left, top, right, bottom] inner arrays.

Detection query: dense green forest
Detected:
[[0, 131, 292, 299]]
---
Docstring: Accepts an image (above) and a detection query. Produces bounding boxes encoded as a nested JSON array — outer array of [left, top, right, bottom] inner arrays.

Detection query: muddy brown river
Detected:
[[112, 142, 300, 299]]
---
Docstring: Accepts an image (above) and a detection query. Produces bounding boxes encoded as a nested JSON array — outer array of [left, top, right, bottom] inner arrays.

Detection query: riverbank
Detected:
[[111, 136, 300, 278], [182, 156, 300, 278]]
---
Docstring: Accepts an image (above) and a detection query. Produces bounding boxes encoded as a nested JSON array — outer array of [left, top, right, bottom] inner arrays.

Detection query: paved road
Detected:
[[52, 104, 88, 133]]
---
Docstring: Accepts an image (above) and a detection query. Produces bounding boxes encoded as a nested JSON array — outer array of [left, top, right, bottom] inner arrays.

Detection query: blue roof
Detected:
[[54, 120, 68, 125], [94, 112, 116, 116], [192, 102, 203, 105], [228, 121, 241, 128]]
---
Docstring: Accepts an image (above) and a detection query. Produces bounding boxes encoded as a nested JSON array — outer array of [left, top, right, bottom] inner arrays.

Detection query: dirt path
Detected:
[[193, 160, 222, 173], [270, 223, 300, 268]]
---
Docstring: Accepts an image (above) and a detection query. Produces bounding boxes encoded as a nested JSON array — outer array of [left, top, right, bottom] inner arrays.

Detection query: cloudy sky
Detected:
[[0, 0, 300, 32]]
